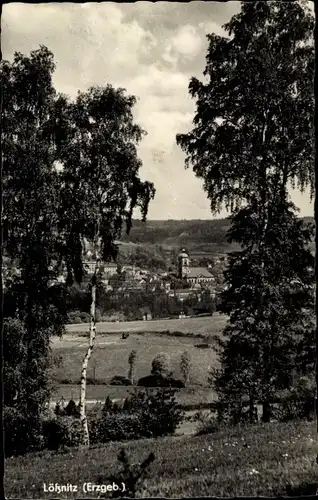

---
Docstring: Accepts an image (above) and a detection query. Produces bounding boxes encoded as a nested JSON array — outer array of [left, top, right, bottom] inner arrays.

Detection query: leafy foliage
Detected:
[[128, 349, 138, 385], [210, 202, 315, 423], [2, 47, 69, 456], [180, 351, 191, 386], [176, 2, 315, 425], [56, 84, 155, 283], [91, 388, 183, 443], [128, 388, 184, 438], [42, 417, 82, 450], [176, 1, 314, 213], [151, 353, 172, 378], [110, 375, 132, 386]]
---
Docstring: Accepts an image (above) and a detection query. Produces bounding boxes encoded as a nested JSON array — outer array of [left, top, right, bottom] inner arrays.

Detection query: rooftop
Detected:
[[186, 267, 214, 278]]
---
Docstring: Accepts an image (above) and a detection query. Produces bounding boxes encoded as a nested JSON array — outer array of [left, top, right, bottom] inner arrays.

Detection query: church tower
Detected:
[[178, 249, 190, 279]]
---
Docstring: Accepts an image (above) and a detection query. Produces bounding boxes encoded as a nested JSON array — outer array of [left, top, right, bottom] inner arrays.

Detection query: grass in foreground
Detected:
[[5, 421, 318, 498]]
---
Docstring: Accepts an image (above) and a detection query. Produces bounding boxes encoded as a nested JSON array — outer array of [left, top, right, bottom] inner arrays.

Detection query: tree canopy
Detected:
[[176, 1, 314, 214]]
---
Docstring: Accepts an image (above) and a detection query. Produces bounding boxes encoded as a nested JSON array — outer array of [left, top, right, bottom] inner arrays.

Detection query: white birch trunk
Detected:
[[79, 257, 100, 447]]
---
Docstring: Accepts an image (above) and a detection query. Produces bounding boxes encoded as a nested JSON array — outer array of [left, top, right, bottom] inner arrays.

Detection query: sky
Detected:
[[2, 2, 314, 220]]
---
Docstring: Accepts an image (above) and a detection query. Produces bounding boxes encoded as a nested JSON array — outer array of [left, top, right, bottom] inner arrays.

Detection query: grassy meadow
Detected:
[[65, 314, 227, 335], [52, 315, 227, 388], [52, 384, 216, 409], [5, 421, 318, 498]]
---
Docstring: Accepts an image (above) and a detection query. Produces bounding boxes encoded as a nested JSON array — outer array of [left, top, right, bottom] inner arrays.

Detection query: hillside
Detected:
[[5, 421, 318, 498], [119, 217, 315, 255]]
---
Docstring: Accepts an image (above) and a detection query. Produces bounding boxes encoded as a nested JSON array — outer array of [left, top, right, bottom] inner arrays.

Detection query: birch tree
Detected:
[[2, 46, 68, 455], [58, 86, 155, 446], [176, 1, 315, 422]]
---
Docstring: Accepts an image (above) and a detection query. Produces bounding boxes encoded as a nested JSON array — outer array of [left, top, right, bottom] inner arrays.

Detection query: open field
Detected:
[[53, 332, 218, 385], [53, 333, 220, 386], [51, 384, 216, 408], [5, 421, 318, 498], [52, 315, 226, 386], [64, 314, 228, 336]]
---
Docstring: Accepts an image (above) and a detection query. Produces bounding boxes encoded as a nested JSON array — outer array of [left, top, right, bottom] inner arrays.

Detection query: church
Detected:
[[178, 249, 215, 286]]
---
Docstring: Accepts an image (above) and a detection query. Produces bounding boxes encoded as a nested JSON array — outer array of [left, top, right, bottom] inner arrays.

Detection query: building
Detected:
[[178, 249, 215, 286], [102, 262, 118, 276], [83, 260, 118, 277]]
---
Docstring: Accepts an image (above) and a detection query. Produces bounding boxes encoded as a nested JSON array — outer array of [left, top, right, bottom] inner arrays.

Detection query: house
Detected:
[[83, 260, 118, 277], [83, 260, 96, 275], [169, 288, 194, 299], [102, 262, 118, 276]]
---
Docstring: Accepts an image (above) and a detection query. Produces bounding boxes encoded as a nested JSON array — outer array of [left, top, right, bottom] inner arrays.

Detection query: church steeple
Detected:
[[178, 249, 190, 279]]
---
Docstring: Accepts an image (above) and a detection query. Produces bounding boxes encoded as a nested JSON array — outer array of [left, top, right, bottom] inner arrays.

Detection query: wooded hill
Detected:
[[120, 217, 315, 256]]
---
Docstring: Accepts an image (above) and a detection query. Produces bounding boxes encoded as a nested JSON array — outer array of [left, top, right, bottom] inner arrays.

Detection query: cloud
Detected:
[[2, 2, 313, 220], [162, 24, 202, 66]]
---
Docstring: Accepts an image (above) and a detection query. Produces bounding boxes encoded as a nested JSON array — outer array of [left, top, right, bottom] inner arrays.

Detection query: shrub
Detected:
[[273, 398, 315, 422], [195, 411, 221, 435], [87, 403, 103, 444], [129, 388, 184, 438], [128, 350, 137, 385], [64, 400, 80, 417], [4, 407, 43, 457], [151, 353, 172, 378], [67, 311, 83, 324], [110, 375, 132, 386], [103, 396, 114, 412], [273, 375, 316, 422], [42, 417, 82, 450], [79, 311, 91, 323], [107, 449, 155, 498], [137, 374, 184, 388], [180, 351, 191, 386], [94, 388, 183, 443], [97, 413, 142, 443]]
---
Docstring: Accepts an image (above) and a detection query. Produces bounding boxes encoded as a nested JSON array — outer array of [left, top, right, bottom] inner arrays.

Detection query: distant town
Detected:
[[66, 246, 230, 321]]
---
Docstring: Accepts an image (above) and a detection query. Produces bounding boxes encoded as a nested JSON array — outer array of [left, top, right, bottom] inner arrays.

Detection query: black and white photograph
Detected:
[[1, 1, 316, 498]]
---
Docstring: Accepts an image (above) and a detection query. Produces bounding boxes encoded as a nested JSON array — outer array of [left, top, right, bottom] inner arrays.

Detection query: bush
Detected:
[[97, 413, 142, 443], [151, 353, 172, 378], [64, 400, 80, 417], [273, 397, 315, 422], [87, 403, 104, 445], [273, 375, 316, 422], [42, 417, 82, 450], [137, 374, 184, 388], [129, 388, 184, 438], [93, 388, 183, 443], [4, 407, 43, 457], [79, 311, 91, 323], [67, 311, 83, 324], [195, 411, 221, 435], [195, 343, 211, 349], [107, 449, 155, 498], [110, 375, 132, 386], [67, 311, 91, 324]]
